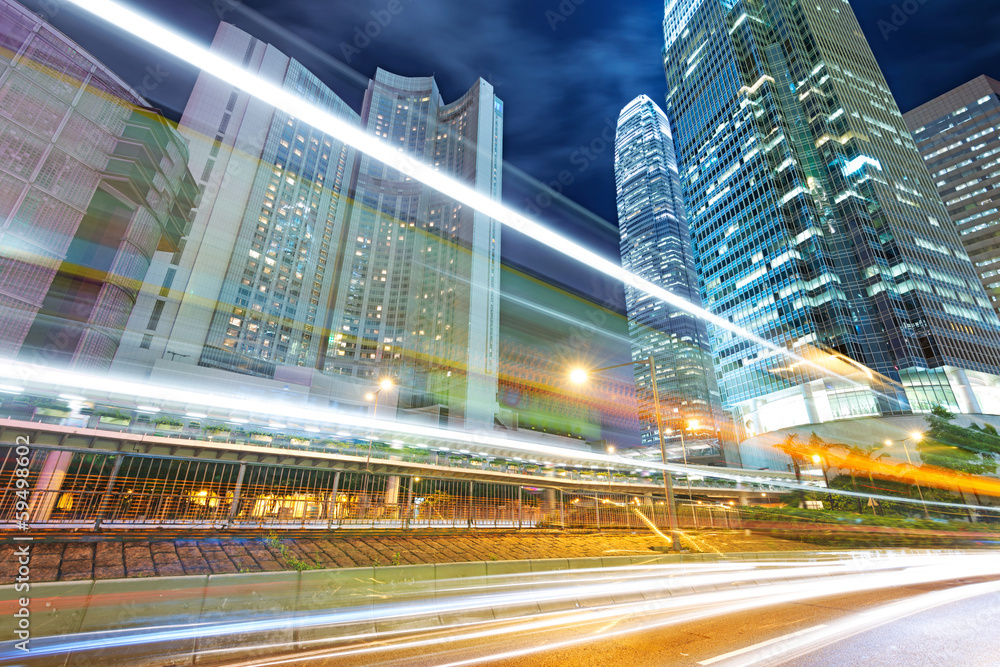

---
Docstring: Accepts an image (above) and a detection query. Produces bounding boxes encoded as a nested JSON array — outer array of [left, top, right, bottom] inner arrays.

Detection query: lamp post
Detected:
[[885, 432, 929, 519], [606, 445, 615, 488], [675, 415, 699, 503], [364, 378, 395, 470], [571, 355, 680, 552], [810, 454, 831, 488]]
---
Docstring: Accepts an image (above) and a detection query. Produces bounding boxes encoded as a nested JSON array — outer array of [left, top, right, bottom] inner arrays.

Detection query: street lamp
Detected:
[[606, 445, 615, 488], [675, 413, 699, 503], [571, 355, 680, 552], [885, 432, 929, 519], [365, 378, 395, 469], [810, 453, 831, 488]]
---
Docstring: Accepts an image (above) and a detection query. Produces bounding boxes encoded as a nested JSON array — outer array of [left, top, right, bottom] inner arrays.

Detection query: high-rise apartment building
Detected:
[[661, 0, 1000, 435], [113, 25, 502, 429], [0, 0, 196, 372], [114, 23, 359, 380], [614, 95, 730, 461], [905, 76, 1000, 320], [322, 70, 502, 428]]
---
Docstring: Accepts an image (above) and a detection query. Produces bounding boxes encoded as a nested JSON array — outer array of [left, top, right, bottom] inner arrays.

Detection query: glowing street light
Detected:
[[606, 445, 615, 487], [569, 355, 679, 551], [365, 378, 395, 469], [811, 453, 831, 487], [674, 412, 701, 503], [885, 432, 929, 519]]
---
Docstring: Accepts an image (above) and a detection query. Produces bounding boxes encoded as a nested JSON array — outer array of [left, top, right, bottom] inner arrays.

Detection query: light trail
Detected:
[[0, 0, 983, 517], [64, 0, 887, 407], [9, 551, 994, 665], [265, 554, 1000, 667], [4, 356, 999, 516], [717, 578, 1000, 666]]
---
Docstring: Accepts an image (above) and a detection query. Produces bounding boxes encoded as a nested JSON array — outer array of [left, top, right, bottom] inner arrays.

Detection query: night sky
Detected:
[[28, 0, 1000, 307]]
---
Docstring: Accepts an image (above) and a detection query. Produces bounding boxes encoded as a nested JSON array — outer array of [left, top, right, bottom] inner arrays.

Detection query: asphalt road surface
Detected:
[[223, 575, 1000, 666]]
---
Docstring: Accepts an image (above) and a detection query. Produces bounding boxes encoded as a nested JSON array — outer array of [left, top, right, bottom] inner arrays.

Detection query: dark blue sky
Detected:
[[30, 0, 1000, 302]]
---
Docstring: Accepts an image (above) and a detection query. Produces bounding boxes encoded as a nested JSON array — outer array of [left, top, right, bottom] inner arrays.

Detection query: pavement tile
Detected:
[[208, 560, 238, 574], [125, 564, 156, 577], [94, 542, 123, 566], [153, 552, 181, 565], [181, 559, 212, 575], [176, 546, 203, 559], [60, 559, 93, 577], [33, 543, 65, 556], [154, 562, 186, 576], [32, 554, 62, 569], [33, 568, 59, 582], [62, 544, 95, 560], [149, 542, 176, 554], [93, 565, 127, 579], [258, 560, 284, 571]]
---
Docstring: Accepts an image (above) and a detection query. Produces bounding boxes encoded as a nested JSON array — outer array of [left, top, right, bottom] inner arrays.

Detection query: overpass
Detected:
[[0, 418, 810, 532]]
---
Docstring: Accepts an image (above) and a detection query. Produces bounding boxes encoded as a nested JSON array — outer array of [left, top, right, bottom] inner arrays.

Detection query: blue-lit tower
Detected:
[[661, 0, 1000, 438], [614, 95, 731, 463]]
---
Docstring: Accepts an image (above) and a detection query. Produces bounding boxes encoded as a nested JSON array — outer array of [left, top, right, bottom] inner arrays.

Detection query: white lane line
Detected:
[[697, 625, 827, 665]]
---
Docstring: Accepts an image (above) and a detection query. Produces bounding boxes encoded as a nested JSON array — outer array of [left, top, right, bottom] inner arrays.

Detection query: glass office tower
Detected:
[[905, 76, 1000, 320], [614, 95, 730, 461], [662, 0, 1000, 435], [114, 23, 359, 380]]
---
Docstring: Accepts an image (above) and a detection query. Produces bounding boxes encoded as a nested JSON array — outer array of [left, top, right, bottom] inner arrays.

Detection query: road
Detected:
[[10, 551, 1000, 666], [213, 558, 1000, 667]]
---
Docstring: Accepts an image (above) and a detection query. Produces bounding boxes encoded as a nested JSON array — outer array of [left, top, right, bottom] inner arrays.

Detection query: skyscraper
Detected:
[[113, 25, 502, 429], [905, 76, 1000, 320], [322, 70, 503, 428], [614, 95, 729, 462], [662, 0, 1000, 436], [114, 23, 359, 382], [0, 0, 196, 372]]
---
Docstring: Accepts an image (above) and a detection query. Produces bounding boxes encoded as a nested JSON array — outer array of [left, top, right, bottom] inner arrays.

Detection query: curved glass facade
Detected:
[[0, 0, 196, 373]]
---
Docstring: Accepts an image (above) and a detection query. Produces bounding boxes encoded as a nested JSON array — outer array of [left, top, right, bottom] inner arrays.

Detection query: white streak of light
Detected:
[[66, 0, 875, 400]]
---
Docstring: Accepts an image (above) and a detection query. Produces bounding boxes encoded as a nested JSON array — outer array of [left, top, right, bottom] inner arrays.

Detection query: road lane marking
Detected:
[[697, 625, 827, 665]]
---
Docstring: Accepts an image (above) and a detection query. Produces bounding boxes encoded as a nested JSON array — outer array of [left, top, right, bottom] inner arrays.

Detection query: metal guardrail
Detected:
[[0, 444, 741, 531], [0, 410, 799, 493]]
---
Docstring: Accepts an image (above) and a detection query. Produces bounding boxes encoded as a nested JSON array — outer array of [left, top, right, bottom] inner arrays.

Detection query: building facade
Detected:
[[322, 70, 503, 428], [0, 0, 196, 373], [112, 25, 502, 429], [905, 76, 1000, 320], [614, 95, 731, 462], [113, 23, 359, 383], [661, 0, 1000, 438]]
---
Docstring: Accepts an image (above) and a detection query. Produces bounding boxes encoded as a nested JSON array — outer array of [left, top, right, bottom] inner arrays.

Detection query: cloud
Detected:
[[250, 0, 665, 200]]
